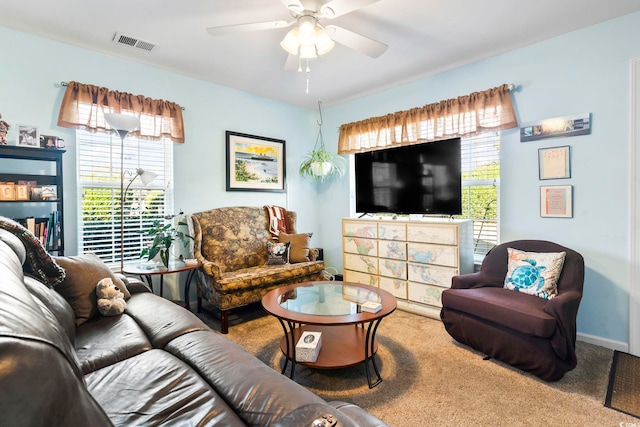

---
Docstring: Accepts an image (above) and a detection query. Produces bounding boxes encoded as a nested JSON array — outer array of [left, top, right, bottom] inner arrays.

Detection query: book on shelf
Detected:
[[16, 211, 61, 251]]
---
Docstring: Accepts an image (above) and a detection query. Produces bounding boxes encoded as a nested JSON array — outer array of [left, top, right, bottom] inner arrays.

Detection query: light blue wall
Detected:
[[319, 12, 640, 345], [1, 11, 639, 346], [0, 26, 318, 300]]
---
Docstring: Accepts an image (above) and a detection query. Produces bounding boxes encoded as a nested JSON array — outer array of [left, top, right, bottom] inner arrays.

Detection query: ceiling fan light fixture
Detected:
[[314, 27, 335, 55], [299, 43, 318, 59], [280, 27, 300, 55]]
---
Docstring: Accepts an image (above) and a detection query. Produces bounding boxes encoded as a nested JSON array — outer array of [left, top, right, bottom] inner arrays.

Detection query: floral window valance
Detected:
[[338, 84, 517, 154], [57, 81, 185, 143]]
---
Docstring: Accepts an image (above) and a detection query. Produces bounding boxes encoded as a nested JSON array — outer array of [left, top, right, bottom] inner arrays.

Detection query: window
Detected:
[[76, 130, 174, 265], [458, 132, 499, 257]]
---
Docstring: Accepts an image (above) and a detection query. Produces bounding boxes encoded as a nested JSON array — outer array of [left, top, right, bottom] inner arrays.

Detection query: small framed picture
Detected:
[[32, 185, 57, 200], [540, 185, 573, 218], [538, 146, 571, 180], [15, 184, 29, 200], [225, 131, 286, 192], [17, 124, 39, 147], [0, 183, 15, 201]]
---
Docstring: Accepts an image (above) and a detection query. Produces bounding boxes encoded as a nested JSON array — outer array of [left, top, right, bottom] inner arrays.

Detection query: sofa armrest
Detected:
[[543, 289, 582, 360], [197, 258, 223, 279], [273, 402, 388, 427], [116, 273, 152, 294]]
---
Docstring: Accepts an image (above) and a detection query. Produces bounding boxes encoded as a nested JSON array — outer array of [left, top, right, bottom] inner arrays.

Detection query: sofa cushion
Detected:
[[266, 241, 291, 265], [86, 349, 246, 427], [216, 261, 326, 293], [75, 313, 152, 374], [442, 287, 556, 338], [54, 253, 131, 326], [504, 248, 566, 300], [278, 232, 313, 263]]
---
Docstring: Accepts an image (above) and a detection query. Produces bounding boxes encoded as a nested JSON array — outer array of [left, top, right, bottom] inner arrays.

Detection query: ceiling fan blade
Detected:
[[325, 24, 387, 58], [320, 0, 381, 18], [206, 20, 292, 36], [280, 0, 305, 14], [284, 54, 300, 72]]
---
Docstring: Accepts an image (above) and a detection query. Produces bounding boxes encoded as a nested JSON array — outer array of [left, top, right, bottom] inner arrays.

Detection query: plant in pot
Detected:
[[299, 100, 346, 182], [140, 219, 194, 268]]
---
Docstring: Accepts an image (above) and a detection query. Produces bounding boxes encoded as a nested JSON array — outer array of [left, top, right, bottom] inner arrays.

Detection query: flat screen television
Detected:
[[354, 138, 462, 216]]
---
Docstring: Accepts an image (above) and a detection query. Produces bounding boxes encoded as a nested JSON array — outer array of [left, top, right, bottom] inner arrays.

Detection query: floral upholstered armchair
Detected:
[[192, 206, 325, 333]]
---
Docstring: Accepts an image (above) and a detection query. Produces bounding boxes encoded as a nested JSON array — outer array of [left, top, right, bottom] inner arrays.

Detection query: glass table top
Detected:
[[278, 283, 382, 316]]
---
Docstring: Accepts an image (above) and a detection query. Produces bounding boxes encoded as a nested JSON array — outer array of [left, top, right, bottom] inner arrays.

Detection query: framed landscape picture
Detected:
[[225, 131, 286, 192]]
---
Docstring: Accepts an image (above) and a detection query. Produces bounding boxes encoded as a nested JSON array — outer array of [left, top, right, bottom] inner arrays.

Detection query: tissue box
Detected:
[[295, 331, 322, 363]]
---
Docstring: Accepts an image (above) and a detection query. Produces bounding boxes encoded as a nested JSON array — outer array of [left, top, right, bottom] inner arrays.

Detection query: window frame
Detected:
[[75, 129, 174, 267]]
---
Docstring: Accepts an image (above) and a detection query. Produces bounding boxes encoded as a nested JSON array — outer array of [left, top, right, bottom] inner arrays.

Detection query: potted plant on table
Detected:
[[140, 219, 194, 268], [299, 100, 346, 182]]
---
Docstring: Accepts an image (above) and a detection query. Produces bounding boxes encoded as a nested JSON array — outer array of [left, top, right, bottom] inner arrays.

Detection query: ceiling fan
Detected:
[[206, 0, 388, 62]]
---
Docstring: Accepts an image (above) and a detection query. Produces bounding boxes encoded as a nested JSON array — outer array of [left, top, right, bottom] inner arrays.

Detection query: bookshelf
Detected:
[[0, 145, 65, 255]]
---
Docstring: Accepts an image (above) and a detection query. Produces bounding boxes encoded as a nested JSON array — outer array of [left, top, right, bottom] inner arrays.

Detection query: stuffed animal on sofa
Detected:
[[96, 277, 127, 316]]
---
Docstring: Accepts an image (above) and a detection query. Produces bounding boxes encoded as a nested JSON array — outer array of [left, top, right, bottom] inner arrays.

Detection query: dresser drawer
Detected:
[[407, 263, 457, 288], [343, 236, 378, 257], [378, 240, 406, 260], [344, 269, 379, 287], [408, 282, 446, 307], [407, 223, 458, 245], [344, 253, 379, 275], [379, 258, 407, 280], [343, 221, 378, 239], [380, 276, 407, 299], [377, 222, 406, 241], [407, 242, 458, 268]]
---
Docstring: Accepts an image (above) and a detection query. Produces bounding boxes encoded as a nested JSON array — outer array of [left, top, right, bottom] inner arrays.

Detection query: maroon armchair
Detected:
[[440, 240, 584, 381]]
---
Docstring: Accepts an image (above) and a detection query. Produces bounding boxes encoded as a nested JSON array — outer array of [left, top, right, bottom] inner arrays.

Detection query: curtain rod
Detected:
[[58, 81, 186, 111]]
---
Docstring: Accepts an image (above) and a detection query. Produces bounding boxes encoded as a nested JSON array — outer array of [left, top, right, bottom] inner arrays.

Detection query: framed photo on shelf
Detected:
[[225, 131, 286, 192], [540, 185, 573, 218], [17, 124, 39, 147], [538, 146, 571, 180], [15, 184, 29, 200], [0, 183, 15, 201]]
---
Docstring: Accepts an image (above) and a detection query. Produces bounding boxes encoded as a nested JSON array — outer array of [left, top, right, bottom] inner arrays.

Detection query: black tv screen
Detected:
[[355, 138, 462, 215]]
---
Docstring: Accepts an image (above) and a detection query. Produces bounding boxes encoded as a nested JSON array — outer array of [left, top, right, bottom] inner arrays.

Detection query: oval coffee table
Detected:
[[261, 281, 396, 388]]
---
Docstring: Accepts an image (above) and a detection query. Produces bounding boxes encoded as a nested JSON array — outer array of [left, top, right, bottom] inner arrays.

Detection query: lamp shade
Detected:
[[137, 168, 158, 186], [104, 113, 140, 132]]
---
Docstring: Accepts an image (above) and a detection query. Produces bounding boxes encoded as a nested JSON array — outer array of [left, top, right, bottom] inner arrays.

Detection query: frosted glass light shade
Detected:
[[136, 168, 158, 186], [104, 113, 140, 132], [315, 28, 335, 56], [280, 28, 300, 55]]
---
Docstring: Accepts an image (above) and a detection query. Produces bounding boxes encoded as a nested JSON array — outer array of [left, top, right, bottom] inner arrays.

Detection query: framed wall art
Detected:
[[17, 124, 39, 147], [225, 131, 286, 192], [540, 185, 573, 218], [538, 146, 571, 180], [520, 113, 591, 142]]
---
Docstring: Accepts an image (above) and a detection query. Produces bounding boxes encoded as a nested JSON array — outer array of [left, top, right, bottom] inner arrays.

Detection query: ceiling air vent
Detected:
[[112, 32, 157, 52]]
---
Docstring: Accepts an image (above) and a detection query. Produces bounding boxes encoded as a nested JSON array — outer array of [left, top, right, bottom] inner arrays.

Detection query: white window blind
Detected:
[[458, 132, 499, 257], [76, 130, 174, 265]]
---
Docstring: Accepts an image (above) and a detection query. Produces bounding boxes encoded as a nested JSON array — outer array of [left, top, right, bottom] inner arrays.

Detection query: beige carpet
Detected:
[[197, 305, 640, 426]]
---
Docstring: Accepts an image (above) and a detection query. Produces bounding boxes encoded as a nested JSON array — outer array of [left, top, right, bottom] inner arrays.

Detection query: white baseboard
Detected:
[[577, 332, 628, 353]]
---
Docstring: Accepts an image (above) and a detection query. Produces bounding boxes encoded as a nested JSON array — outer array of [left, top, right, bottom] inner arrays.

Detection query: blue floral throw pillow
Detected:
[[504, 248, 566, 300], [266, 241, 290, 265]]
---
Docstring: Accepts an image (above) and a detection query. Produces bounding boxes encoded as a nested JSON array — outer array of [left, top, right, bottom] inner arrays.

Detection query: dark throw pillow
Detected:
[[54, 253, 130, 325], [265, 241, 290, 265]]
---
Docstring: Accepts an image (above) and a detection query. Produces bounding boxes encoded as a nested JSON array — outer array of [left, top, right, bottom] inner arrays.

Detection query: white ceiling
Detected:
[[1, 0, 639, 109]]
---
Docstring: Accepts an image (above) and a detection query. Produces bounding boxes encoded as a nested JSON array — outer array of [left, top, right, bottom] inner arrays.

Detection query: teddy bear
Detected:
[[96, 277, 127, 316]]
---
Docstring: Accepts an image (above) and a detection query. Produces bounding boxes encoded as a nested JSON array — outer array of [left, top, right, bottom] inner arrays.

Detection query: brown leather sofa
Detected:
[[440, 240, 584, 381], [0, 224, 386, 426]]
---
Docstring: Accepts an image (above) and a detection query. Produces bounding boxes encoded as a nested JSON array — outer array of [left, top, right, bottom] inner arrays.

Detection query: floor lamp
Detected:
[[104, 113, 142, 273]]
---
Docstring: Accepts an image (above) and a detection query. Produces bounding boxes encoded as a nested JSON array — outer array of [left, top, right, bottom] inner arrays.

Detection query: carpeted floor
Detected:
[[605, 350, 640, 418], [197, 305, 640, 426]]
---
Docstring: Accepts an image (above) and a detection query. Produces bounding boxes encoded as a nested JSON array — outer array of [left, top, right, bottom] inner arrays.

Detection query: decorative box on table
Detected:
[[296, 331, 322, 362]]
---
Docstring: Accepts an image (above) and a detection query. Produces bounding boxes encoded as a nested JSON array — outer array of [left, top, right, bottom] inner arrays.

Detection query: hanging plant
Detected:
[[299, 100, 346, 182]]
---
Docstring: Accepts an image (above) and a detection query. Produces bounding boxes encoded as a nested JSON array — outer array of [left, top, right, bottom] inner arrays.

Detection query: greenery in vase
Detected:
[[140, 219, 194, 268]]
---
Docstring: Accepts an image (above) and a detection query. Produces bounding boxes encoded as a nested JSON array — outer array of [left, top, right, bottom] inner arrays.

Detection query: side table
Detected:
[[122, 261, 201, 311]]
